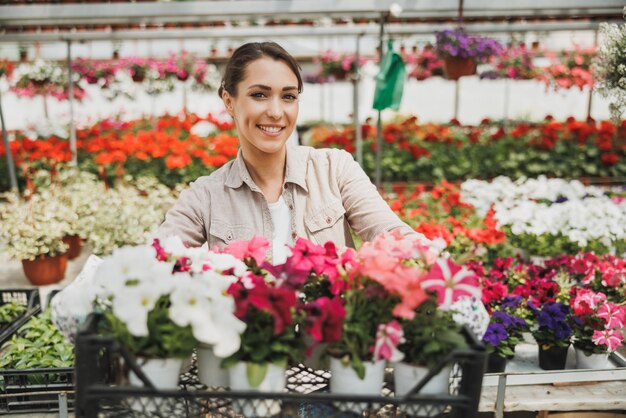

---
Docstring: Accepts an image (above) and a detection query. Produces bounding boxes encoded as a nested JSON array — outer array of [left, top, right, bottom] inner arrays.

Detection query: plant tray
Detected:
[[0, 288, 40, 346], [75, 314, 487, 418]]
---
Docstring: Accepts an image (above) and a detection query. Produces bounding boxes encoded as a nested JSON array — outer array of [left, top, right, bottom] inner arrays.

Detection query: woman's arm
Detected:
[[154, 180, 209, 247], [335, 149, 419, 242]]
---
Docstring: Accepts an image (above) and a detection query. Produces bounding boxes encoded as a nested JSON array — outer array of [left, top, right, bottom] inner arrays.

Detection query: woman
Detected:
[[156, 41, 420, 261]]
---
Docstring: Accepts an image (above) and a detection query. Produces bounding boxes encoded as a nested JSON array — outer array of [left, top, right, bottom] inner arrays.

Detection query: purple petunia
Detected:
[[484, 323, 508, 347], [502, 295, 523, 309]]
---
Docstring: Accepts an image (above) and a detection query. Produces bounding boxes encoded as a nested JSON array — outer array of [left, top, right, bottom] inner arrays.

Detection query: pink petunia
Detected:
[[223, 236, 270, 266], [421, 259, 481, 309], [571, 289, 607, 316], [592, 329, 624, 352], [370, 320, 405, 362], [597, 303, 626, 330]]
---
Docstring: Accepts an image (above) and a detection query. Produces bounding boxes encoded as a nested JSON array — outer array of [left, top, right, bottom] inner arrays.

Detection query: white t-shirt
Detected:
[[267, 195, 292, 264]]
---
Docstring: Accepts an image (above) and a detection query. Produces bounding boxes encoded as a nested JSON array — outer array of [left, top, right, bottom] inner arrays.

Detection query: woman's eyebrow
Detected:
[[247, 84, 298, 91]]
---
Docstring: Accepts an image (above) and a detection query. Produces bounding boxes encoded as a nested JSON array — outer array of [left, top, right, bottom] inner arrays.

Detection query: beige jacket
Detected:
[[156, 145, 416, 249]]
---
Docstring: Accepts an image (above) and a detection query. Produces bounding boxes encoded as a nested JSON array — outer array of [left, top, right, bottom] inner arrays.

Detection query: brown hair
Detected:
[[218, 42, 303, 98]]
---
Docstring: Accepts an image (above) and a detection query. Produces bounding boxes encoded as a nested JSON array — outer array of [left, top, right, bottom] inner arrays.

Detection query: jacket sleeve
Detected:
[[154, 180, 209, 247], [335, 149, 419, 242]]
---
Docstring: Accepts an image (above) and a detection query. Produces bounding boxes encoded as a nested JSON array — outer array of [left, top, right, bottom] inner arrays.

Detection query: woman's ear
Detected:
[[222, 91, 235, 117]]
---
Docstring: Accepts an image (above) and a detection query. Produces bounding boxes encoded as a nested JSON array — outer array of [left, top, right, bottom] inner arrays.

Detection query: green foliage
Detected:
[[221, 308, 302, 372], [0, 310, 74, 384], [0, 301, 27, 331], [399, 298, 468, 368], [328, 283, 396, 379], [100, 296, 196, 359]]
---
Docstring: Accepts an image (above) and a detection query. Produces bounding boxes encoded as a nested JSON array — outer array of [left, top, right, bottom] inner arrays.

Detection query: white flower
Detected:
[[112, 283, 163, 337], [168, 274, 245, 357], [204, 252, 248, 277]]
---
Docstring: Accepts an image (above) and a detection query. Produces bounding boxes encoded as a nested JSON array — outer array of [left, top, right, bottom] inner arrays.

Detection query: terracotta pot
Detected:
[[62, 235, 82, 260], [22, 253, 67, 286], [443, 56, 477, 80]]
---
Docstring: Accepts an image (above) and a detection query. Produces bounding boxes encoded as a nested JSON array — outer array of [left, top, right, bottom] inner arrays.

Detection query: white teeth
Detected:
[[258, 125, 282, 133]]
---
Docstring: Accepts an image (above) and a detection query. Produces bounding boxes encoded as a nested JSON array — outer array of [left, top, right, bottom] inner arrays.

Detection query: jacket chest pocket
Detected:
[[305, 199, 346, 241], [209, 220, 254, 247]]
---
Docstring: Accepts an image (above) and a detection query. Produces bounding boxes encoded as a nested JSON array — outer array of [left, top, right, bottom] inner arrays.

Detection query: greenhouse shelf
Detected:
[[0, 288, 40, 346], [75, 314, 487, 418]]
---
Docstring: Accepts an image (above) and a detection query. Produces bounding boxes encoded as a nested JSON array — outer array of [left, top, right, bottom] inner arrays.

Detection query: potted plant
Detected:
[[569, 288, 625, 369], [0, 191, 69, 285], [435, 28, 504, 80], [395, 256, 482, 401], [595, 22, 626, 122], [91, 243, 245, 392], [482, 296, 528, 373], [527, 301, 573, 370], [222, 274, 302, 417], [325, 230, 438, 411]]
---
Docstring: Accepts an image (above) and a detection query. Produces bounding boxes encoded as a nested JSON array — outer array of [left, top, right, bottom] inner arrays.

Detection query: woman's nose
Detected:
[[266, 97, 282, 119]]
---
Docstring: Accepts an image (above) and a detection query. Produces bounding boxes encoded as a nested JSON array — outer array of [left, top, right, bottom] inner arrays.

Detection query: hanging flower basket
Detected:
[[443, 57, 477, 80], [22, 253, 68, 286]]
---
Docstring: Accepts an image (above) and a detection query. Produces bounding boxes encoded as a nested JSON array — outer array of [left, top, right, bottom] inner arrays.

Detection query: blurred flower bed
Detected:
[[307, 115, 626, 182], [0, 113, 237, 191]]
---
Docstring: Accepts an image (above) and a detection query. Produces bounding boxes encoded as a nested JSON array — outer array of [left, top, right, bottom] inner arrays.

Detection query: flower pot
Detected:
[[197, 344, 229, 387], [486, 352, 507, 373], [128, 357, 183, 413], [129, 357, 183, 388], [22, 253, 68, 286], [443, 57, 476, 80], [575, 348, 611, 369], [394, 363, 452, 396], [394, 363, 451, 416], [302, 333, 328, 370], [330, 357, 385, 413], [62, 235, 82, 260], [538, 344, 569, 370], [229, 362, 285, 417]]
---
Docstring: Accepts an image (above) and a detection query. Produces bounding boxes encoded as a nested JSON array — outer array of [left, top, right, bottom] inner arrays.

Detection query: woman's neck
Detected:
[[241, 145, 286, 203]]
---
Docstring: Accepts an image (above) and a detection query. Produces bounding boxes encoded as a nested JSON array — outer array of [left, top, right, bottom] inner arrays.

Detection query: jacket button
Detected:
[[291, 232, 297, 239], [289, 204, 294, 210], [326, 217, 332, 224], [227, 233, 232, 241]]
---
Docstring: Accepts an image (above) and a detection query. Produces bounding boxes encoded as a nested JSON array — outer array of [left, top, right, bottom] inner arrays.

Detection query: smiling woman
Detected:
[[156, 41, 423, 263]]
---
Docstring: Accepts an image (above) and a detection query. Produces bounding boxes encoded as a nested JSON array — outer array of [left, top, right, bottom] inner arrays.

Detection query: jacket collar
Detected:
[[224, 145, 309, 192]]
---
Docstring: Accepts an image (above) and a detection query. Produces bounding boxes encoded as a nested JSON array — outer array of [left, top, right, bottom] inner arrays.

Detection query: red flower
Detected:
[[600, 153, 619, 166], [304, 297, 346, 344], [289, 238, 327, 275]]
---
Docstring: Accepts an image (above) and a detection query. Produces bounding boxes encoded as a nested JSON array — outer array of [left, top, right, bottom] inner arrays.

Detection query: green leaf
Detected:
[[246, 362, 268, 388]]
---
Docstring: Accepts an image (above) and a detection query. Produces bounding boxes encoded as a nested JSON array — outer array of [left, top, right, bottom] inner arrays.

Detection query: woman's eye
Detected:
[[251, 92, 266, 98], [283, 94, 297, 101]]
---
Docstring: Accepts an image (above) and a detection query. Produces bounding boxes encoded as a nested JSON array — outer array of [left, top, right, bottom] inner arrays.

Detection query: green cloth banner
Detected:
[[373, 40, 406, 111]]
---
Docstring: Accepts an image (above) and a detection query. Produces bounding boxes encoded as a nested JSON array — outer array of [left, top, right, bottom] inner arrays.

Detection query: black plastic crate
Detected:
[[75, 313, 486, 418], [0, 368, 74, 414], [0, 288, 41, 346], [0, 289, 75, 414]]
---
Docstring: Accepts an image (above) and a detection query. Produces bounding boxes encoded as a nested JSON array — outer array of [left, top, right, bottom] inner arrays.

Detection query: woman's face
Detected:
[[222, 57, 299, 156]]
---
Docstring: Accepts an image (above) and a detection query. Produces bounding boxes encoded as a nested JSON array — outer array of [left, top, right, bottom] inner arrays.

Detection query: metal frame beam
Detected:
[[0, 20, 620, 44], [0, 0, 622, 28]]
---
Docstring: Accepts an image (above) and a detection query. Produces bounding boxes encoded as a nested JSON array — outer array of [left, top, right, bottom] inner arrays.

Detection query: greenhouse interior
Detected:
[[1, 0, 626, 417]]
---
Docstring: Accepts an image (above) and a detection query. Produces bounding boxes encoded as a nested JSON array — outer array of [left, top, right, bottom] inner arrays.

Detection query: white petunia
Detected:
[[112, 284, 164, 337]]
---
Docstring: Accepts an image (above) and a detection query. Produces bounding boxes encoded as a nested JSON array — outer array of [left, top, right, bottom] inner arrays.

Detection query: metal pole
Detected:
[[587, 29, 599, 119], [66, 40, 77, 166], [0, 88, 19, 192], [375, 13, 385, 187], [354, 34, 363, 166], [453, 79, 460, 120], [503, 78, 510, 121]]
